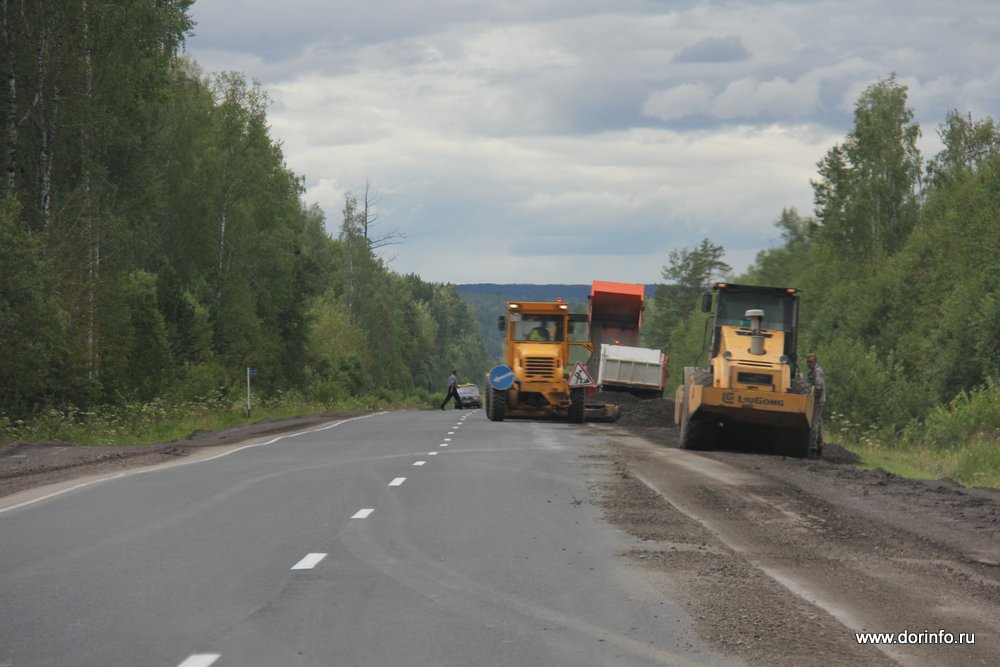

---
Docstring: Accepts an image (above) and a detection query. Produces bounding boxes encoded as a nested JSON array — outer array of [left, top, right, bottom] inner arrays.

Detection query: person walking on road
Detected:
[[441, 369, 461, 410], [806, 353, 826, 456]]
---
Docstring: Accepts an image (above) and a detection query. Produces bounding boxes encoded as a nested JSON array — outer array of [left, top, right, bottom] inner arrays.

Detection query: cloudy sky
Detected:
[[184, 1, 999, 284]]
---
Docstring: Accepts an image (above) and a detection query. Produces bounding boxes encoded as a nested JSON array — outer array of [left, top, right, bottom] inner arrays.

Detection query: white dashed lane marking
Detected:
[[291, 553, 327, 570], [178, 412, 485, 667], [177, 655, 220, 667]]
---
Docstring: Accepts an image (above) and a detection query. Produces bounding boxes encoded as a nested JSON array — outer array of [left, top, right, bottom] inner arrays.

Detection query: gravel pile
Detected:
[[590, 391, 675, 427]]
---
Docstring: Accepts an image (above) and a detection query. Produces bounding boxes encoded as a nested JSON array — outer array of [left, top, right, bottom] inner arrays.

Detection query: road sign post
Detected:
[[246, 367, 257, 417], [568, 362, 596, 388], [488, 365, 515, 390]]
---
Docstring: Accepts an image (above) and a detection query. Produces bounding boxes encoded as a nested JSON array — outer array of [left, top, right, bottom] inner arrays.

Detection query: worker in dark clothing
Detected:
[[806, 353, 825, 456], [440, 369, 461, 410]]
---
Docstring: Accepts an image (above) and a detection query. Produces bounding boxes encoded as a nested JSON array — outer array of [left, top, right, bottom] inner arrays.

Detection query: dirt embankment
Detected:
[[592, 395, 1000, 667], [0, 412, 368, 499]]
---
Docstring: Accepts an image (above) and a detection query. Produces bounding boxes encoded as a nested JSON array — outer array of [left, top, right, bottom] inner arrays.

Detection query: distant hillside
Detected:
[[456, 283, 656, 300], [456, 283, 589, 301]]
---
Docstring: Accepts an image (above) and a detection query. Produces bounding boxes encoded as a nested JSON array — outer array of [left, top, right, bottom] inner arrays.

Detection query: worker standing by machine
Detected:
[[806, 353, 825, 455]]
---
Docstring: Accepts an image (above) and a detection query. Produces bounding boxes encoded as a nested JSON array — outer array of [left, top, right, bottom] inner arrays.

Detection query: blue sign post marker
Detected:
[[488, 365, 515, 390]]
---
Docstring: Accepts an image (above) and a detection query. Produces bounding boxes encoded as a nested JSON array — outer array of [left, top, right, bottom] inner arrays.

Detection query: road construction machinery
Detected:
[[589, 281, 668, 397], [485, 299, 619, 423], [596, 344, 668, 397], [674, 283, 818, 457]]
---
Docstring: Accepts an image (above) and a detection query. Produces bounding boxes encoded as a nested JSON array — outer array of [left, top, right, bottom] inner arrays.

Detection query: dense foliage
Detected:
[[649, 76, 1000, 481], [0, 1, 488, 426]]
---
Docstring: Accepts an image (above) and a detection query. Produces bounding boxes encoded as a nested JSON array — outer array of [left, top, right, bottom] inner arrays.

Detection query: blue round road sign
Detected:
[[488, 365, 515, 390]]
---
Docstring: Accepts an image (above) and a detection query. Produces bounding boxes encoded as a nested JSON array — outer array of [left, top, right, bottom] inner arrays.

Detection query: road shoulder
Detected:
[[592, 424, 1000, 666]]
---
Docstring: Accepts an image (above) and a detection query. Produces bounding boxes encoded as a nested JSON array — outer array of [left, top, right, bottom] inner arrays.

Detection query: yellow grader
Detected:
[[485, 299, 618, 423]]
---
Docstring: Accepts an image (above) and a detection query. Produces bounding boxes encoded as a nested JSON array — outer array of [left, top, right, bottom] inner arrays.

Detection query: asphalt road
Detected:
[[0, 410, 734, 667]]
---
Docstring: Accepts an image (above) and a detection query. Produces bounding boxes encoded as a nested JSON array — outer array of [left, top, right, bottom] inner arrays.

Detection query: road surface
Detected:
[[0, 410, 731, 667]]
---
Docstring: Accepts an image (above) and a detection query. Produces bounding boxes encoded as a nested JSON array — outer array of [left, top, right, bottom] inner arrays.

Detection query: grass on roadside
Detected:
[[0, 391, 439, 448], [828, 384, 1000, 490], [837, 435, 1000, 490]]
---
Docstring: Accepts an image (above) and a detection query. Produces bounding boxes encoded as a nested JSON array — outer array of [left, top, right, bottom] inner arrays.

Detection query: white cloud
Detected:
[[293, 123, 835, 281], [673, 35, 748, 64], [185, 0, 1000, 282], [712, 77, 819, 120], [642, 84, 714, 121], [461, 26, 578, 73], [644, 77, 820, 123]]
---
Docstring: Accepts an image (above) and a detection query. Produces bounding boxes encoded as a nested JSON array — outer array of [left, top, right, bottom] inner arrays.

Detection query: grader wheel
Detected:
[[486, 385, 507, 422]]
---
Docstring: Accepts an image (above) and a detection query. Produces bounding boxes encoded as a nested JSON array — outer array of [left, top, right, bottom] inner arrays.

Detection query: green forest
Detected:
[[643, 76, 1000, 486], [0, 1, 489, 443], [1, 4, 997, 487]]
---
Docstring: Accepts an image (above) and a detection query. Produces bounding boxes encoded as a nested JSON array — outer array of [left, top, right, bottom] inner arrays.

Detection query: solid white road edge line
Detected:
[[351, 508, 375, 519], [388, 477, 406, 487], [0, 413, 384, 515], [291, 553, 327, 570]]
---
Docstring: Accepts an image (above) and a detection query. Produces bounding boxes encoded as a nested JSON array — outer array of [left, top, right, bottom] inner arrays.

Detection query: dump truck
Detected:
[[596, 344, 668, 397], [673, 283, 818, 457], [588, 281, 668, 397], [485, 298, 619, 423]]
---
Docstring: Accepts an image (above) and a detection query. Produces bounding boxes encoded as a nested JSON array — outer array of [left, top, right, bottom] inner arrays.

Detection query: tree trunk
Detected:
[[82, 0, 98, 376], [215, 193, 229, 306], [2, 0, 16, 193], [36, 21, 61, 229]]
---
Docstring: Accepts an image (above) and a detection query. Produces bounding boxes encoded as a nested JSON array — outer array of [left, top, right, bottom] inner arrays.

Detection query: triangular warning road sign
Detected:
[[568, 362, 596, 387]]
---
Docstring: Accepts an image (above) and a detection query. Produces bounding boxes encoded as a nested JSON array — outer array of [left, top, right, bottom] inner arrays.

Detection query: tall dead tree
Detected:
[[357, 177, 404, 253]]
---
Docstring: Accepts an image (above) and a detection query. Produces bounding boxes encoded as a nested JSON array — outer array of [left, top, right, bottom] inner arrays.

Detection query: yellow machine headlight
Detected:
[[723, 351, 733, 360], [780, 355, 789, 364]]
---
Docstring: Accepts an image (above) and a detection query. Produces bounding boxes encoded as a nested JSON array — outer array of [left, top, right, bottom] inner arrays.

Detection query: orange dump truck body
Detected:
[[588, 281, 667, 397], [589, 280, 645, 349]]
